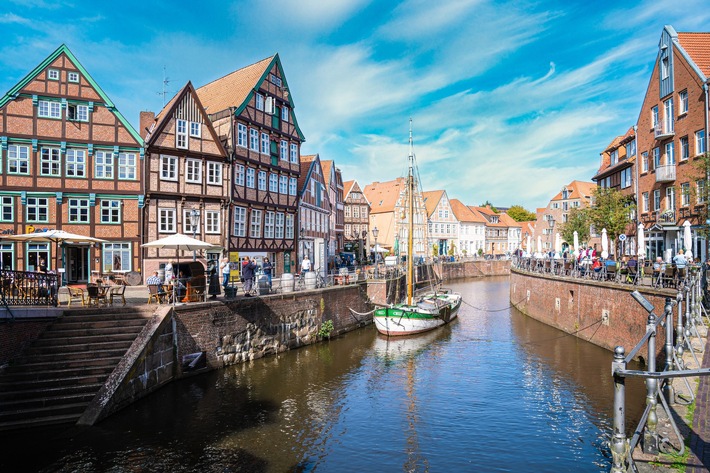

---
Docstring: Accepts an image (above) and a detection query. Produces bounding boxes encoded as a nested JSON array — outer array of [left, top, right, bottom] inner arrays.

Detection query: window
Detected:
[[663, 98, 674, 134], [176, 119, 187, 149], [68, 71, 79, 83], [642, 192, 649, 213], [8, 144, 29, 174], [665, 141, 675, 165], [160, 155, 178, 180], [651, 106, 659, 128], [626, 140, 636, 157], [103, 242, 131, 272], [258, 171, 266, 190], [269, 173, 278, 192], [353, 206, 360, 218], [697, 130, 707, 155], [361, 206, 368, 218], [234, 207, 247, 237], [344, 206, 351, 218], [66, 149, 86, 177], [68, 198, 90, 223], [666, 187, 675, 210], [274, 212, 284, 238], [679, 90, 688, 114], [681, 182, 690, 206], [185, 159, 202, 183], [290, 143, 298, 163], [235, 164, 244, 186], [280, 140, 288, 160], [159, 208, 176, 233], [264, 211, 275, 238], [40, 147, 61, 176], [182, 209, 201, 234], [279, 175, 288, 194], [250, 129, 259, 151], [101, 200, 121, 223], [641, 151, 648, 172], [255, 93, 264, 111], [289, 177, 297, 196], [207, 161, 221, 185], [38, 100, 61, 119], [269, 73, 282, 87], [0, 196, 13, 222], [286, 213, 294, 239], [698, 180, 706, 204], [246, 168, 255, 188], [67, 104, 89, 121], [653, 147, 660, 169], [47, 69, 59, 80], [281, 106, 289, 122], [205, 210, 220, 234], [261, 132, 269, 155], [95, 150, 114, 179], [610, 149, 618, 165], [189, 121, 201, 138], [237, 124, 247, 148], [27, 197, 49, 222], [653, 189, 661, 211], [250, 209, 262, 237], [118, 153, 136, 179], [680, 136, 689, 160]]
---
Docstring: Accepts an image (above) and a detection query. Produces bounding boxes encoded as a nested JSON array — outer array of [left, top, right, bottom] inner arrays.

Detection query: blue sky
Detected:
[[1, 0, 709, 211]]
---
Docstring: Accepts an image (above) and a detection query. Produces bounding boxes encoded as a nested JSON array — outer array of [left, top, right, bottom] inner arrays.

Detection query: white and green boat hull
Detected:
[[373, 293, 462, 336]]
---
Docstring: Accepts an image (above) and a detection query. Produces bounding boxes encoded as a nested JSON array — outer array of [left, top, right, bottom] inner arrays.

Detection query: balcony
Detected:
[[655, 164, 676, 183], [654, 122, 674, 140], [655, 209, 676, 225]]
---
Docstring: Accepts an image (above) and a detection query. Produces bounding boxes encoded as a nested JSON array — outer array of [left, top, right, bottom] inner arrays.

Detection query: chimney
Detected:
[[139, 111, 155, 140]]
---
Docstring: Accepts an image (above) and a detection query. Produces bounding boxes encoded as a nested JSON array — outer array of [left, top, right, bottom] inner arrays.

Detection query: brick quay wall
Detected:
[[509, 267, 676, 358]]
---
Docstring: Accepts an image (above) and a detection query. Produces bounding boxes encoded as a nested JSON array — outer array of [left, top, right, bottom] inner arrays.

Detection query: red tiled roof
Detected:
[[550, 180, 595, 202], [422, 190, 444, 217], [343, 180, 355, 196], [363, 178, 406, 214], [195, 56, 274, 114], [678, 32, 710, 77], [450, 199, 486, 223]]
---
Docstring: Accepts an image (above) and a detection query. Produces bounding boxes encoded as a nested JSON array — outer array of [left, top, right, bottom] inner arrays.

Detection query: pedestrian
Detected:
[[242, 257, 257, 296], [301, 255, 311, 275], [220, 257, 230, 289], [164, 260, 175, 282], [207, 260, 221, 299], [262, 257, 273, 290]]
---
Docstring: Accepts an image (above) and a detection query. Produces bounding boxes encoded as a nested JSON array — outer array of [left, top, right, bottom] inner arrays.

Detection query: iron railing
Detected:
[[0, 269, 58, 307]]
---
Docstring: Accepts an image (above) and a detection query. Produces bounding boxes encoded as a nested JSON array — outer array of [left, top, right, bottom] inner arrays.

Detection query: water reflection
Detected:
[[0, 276, 640, 472]]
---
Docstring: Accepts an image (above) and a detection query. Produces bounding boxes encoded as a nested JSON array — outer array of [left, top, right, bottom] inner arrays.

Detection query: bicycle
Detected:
[[295, 272, 306, 291], [314, 268, 331, 289]]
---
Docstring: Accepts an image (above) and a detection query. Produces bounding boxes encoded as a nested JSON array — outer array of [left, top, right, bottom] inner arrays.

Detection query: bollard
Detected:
[[663, 298, 675, 405], [643, 313, 659, 454], [610, 346, 628, 473], [676, 290, 684, 350]]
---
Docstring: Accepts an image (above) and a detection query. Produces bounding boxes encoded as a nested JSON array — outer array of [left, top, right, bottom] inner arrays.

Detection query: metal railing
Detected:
[[0, 269, 59, 307], [609, 270, 710, 472]]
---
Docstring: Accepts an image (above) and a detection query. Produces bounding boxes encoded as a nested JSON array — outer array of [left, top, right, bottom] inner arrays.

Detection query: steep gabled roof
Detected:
[[0, 44, 142, 145], [550, 180, 596, 202], [422, 190, 445, 217], [363, 178, 406, 214], [499, 213, 521, 228], [195, 54, 305, 140], [321, 159, 334, 186], [299, 154, 318, 193], [677, 32, 710, 78], [343, 180, 356, 197], [450, 199, 486, 223]]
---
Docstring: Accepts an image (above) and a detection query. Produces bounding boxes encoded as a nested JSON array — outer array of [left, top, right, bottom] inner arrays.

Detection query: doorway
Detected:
[[66, 246, 89, 283]]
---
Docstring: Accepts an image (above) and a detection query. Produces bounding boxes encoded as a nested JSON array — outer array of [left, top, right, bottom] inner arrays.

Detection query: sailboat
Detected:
[[373, 121, 462, 336]]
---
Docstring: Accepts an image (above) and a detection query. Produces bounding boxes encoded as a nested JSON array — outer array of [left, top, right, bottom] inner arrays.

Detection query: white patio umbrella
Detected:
[[601, 228, 609, 259], [537, 235, 542, 254], [573, 231, 579, 258], [554, 233, 562, 254], [142, 233, 216, 305], [526, 234, 531, 254], [637, 223, 646, 260], [683, 220, 693, 260], [0, 230, 108, 285]]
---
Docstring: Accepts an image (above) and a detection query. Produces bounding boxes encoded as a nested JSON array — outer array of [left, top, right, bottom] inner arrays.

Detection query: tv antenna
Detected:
[[157, 66, 172, 106]]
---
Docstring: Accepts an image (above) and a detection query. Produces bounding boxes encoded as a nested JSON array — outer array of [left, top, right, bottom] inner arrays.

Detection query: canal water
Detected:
[[1, 276, 647, 472]]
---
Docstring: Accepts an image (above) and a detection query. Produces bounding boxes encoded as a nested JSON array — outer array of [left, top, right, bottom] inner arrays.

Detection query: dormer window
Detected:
[[68, 72, 79, 83], [47, 69, 59, 80], [255, 93, 264, 111]]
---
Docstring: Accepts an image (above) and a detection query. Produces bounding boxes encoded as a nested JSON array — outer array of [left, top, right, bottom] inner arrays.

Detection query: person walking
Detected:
[[220, 257, 230, 289], [207, 260, 221, 299], [242, 257, 257, 296], [262, 257, 273, 291]]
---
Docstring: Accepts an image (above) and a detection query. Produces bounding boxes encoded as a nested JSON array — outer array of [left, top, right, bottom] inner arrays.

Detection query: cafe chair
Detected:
[[148, 284, 164, 304], [86, 284, 108, 307], [66, 286, 86, 306], [109, 283, 126, 305]]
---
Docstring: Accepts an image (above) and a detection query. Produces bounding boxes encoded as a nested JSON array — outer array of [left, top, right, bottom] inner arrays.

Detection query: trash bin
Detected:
[[281, 273, 294, 293], [305, 271, 316, 289], [224, 286, 236, 298], [257, 274, 270, 294]]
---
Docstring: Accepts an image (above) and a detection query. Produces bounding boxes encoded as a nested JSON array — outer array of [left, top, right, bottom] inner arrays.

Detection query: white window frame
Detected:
[[279, 175, 288, 194], [680, 136, 689, 160], [182, 209, 201, 234], [185, 158, 202, 183], [47, 69, 59, 80], [696, 130, 707, 155], [68, 198, 90, 223], [237, 123, 247, 148], [255, 93, 264, 111], [281, 106, 289, 122], [651, 106, 659, 128], [275, 212, 284, 239], [66, 149, 87, 178], [189, 121, 201, 138], [665, 141, 675, 165], [698, 180, 706, 204], [250, 209, 262, 238], [159, 208, 177, 233], [269, 173, 278, 192], [679, 90, 688, 114], [264, 211, 275, 239], [103, 242, 131, 272], [246, 168, 255, 188], [207, 161, 221, 185], [160, 155, 178, 181], [68, 71, 79, 83], [176, 119, 188, 149], [100, 199, 121, 224], [289, 177, 297, 196], [118, 152, 137, 180], [290, 143, 298, 163], [653, 189, 661, 211], [258, 170, 266, 191], [95, 150, 114, 179], [67, 103, 89, 122], [8, 144, 30, 174], [205, 210, 220, 234], [666, 186, 675, 211], [249, 128, 259, 151], [38, 100, 61, 119], [40, 147, 61, 177], [235, 164, 245, 186], [681, 182, 690, 206], [261, 132, 269, 155], [641, 152, 648, 173], [280, 140, 288, 160], [286, 213, 294, 239], [642, 192, 649, 213], [234, 207, 247, 237]]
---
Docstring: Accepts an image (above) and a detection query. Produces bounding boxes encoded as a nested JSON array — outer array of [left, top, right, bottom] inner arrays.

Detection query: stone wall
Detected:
[[172, 283, 372, 372], [0, 319, 53, 366], [440, 259, 510, 281], [510, 268, 676, 358]]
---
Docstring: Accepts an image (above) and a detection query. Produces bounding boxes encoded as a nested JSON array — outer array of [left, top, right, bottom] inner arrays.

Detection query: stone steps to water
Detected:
[[0, 308, 154, 431]]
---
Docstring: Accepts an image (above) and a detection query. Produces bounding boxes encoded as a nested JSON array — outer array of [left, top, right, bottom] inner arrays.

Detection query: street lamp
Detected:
[[548, 217, 555, 256], [372, 226, 379, 276], [190, 208, 200, 261]]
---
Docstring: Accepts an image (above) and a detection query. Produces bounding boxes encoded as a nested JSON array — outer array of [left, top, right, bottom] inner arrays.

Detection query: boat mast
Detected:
[[407, 119, 414, 306]]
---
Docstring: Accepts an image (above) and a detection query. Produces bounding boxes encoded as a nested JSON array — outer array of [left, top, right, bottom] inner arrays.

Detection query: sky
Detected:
[[1, 0, 709, 211]]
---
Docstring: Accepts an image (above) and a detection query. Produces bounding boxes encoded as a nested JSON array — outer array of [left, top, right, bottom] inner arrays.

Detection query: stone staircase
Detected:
[[0, 307, 155, 431]]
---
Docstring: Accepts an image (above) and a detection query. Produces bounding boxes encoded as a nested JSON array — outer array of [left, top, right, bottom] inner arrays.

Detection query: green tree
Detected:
[[448, 242, 456, 256], [560, 207, 590, 247], [432, 243, 439, 256], [479, 200, 498, 213], [586, 187, 635, 255], [691, 152, 710, 239], [506, 205, 537, 222]]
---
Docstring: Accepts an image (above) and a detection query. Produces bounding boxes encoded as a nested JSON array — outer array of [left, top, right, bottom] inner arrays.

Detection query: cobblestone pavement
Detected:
[[686, 335, 710, 472]]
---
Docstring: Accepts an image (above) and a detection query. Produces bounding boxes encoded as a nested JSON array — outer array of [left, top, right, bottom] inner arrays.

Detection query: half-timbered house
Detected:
[[0, 45, 143, 282], [321, 160, 344, 267], [343, 180, 370, 263], [140, 82, 230, 281], [299, 154, 331, 276], [196, 55, 303, 275]]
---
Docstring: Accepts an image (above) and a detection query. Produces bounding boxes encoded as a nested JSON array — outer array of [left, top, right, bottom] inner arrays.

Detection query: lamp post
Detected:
[[548, 217, 555, 256], [372, 226, 379, 277], [190, 208, 200, 261], [300, 227, 305, 266]]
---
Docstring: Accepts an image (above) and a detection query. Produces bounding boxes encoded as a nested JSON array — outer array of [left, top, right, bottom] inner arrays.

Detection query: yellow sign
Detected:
[[26, 225, 35, 234], [229, 251, 240, 280]]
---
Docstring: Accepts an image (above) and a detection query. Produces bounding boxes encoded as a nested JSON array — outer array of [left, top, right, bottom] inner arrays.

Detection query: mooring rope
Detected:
[[349, 307, 377, 317], [461, 297, 528, 313]]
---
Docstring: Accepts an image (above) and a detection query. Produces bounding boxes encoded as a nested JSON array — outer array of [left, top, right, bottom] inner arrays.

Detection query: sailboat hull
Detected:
[[373, 293, 462, 336]]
